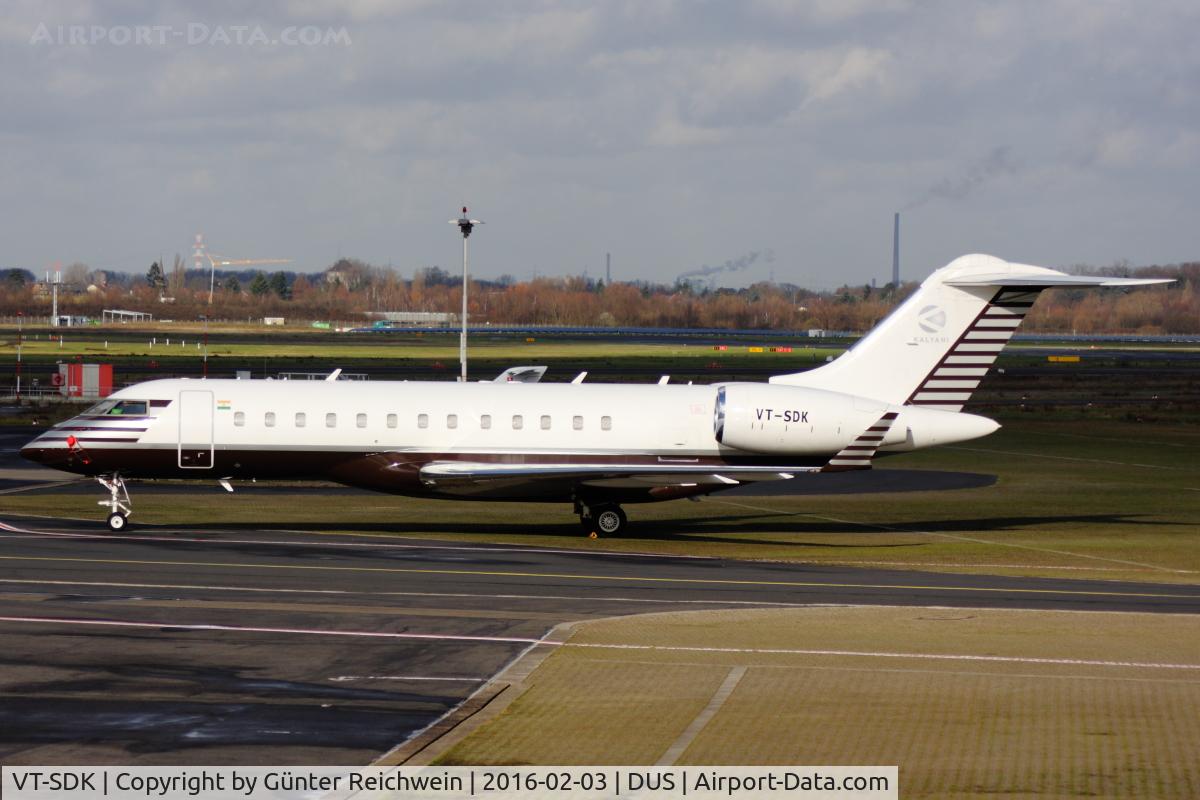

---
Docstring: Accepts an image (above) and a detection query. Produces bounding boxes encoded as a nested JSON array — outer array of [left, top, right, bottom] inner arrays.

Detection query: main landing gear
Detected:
[[97, 473, 132, 531], [576, 499, 627, 537]]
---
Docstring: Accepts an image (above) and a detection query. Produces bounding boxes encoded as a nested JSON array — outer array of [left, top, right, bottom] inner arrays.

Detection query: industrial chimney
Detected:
[[891, 212, 900, 287]]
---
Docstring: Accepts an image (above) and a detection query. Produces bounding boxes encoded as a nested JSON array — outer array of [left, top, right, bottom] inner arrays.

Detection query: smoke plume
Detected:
[[676, 249, 774, 289], [903, 146, 1016, 211]]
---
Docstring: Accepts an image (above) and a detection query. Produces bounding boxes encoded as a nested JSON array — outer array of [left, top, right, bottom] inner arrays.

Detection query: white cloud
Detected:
[[801, 46, 892, 106]]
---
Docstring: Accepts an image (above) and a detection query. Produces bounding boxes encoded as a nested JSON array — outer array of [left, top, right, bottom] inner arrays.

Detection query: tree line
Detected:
[[2, 258, 1197, 334]]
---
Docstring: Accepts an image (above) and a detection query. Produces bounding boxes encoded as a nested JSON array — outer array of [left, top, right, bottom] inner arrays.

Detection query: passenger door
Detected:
[[178, 389, 214, 469]]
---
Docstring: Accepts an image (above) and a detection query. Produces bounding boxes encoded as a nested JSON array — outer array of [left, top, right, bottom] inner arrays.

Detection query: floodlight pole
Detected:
[[460, 234, 468, 382], [15, 311, 22, 400], [450, 207, 482, 382], [200, 315, 209, 379]]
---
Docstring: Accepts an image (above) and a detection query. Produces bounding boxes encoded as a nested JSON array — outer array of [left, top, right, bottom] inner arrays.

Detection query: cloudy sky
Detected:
[[2, 1, 1197, 288]]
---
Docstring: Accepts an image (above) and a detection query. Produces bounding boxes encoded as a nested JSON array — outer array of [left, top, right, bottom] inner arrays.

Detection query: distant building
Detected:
[[102, 309, 153, 323], [364, 311, 456, 326]]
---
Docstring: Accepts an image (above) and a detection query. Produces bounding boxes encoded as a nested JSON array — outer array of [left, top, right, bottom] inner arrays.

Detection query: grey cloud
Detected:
[[1, 1, 1198, 288]]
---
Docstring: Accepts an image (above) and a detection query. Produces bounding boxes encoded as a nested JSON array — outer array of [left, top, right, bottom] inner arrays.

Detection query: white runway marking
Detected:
[[945, 445, 1188, 471], [657, 665, 746, 766], [819, 560, 1137, 572], [0, 614, 545, 645], [579, 657, 1200, 685], [1035, 430, 1197, 449], [565, 641, 1200, 671], [0, 577, 815, 608], [5, 614, 1197, 672], [710, 500, 1194, 574], [0, 480, 81, 496], [329, 675, 483, 683]]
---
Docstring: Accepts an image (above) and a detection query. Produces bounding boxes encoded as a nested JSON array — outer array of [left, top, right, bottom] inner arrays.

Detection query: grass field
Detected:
[[2, 330, 1195, 363], [3, 418, 1196, 584], [0, 331, 840, 361], [434, 606, 1200, 798], [0, 334, 842, 394]]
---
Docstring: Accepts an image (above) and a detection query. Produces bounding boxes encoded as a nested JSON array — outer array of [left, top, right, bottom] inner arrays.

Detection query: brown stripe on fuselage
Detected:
[[19, 445, 834, 504]]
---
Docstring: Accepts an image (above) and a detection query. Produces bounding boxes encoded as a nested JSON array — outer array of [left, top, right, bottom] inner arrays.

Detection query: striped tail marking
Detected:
[[822, 410, 900, 472], [905, 288, 1043, 412]]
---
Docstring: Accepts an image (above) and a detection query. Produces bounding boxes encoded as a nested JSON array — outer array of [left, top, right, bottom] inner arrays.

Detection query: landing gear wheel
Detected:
[[97, 473, 133, 531], [594, 506, 627, 536], [575, 498, 629, 537]]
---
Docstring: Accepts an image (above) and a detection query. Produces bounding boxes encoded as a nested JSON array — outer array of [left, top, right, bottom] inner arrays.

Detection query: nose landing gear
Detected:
[[97, 474, 132, 531]]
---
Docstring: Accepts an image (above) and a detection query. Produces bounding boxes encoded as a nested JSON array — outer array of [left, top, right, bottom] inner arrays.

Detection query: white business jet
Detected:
[[21, 254, 1168, 535]]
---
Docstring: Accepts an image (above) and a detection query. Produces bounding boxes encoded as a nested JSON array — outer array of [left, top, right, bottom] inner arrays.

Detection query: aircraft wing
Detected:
[[419, 461, 809, 494], [492, 366, 548, 383]]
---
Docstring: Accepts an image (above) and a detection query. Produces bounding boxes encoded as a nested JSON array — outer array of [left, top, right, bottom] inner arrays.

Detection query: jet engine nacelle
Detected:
[[714, 384, 905, 455]]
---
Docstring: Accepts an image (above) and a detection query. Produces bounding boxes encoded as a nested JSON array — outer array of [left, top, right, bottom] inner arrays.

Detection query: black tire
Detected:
[[107, 512, 128, 532], [594, 506, 626, 536]]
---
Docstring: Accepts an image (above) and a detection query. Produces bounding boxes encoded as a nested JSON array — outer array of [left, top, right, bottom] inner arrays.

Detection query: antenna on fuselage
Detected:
[[449, 206, 484, 382]]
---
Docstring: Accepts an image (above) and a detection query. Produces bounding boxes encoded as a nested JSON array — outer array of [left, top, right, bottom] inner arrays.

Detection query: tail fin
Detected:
[[771, 254, 1170, 410]]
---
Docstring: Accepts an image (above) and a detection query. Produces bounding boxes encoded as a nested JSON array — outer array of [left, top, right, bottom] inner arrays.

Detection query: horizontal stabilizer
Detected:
[[944, 274, 1172, 287], [770, 254, 1174, 410]]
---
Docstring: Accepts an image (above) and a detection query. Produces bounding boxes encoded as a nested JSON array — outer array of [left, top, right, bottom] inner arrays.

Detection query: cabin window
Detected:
[[418, 413, 429, 429], [356, 413, 367, 428], [295, 412, 306, 428], [540, 415, 551, 430], [233, 411, 245, 427], [264, 412, 276, 428], [512, 414, 523, 430], [572, 415, 583, 430], [386, 413, 397, 429], [480, 414, 492, 429], [447, 414, 458, 429], [326, 412, 337, 428], [601, 415, 612, 431]]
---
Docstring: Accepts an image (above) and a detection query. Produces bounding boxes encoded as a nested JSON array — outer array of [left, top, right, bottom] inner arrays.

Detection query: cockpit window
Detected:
[[106, 400, 148, 416], [82, 400, 117, 416]]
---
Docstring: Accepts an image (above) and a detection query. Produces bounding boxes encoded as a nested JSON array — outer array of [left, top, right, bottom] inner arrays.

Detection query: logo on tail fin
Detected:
[[918, 305, 947, 333], [906, 289, 1041, 411]]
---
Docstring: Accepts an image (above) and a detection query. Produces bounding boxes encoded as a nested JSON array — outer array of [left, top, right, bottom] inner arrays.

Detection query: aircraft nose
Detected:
[[20, 437, 50, 465], [20, 431, 72, 468]]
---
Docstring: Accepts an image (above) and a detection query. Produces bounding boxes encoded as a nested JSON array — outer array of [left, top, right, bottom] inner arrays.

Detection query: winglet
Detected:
[[821, 410, 900, 472]]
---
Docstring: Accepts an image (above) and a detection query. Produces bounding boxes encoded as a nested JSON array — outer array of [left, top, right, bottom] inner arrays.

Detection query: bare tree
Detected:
[[170, 253, 186, 295], [64, 262, 89, 287]]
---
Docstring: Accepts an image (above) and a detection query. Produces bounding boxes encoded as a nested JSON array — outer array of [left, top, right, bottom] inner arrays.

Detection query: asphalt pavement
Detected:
[[1, 511, 1198, 765]]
